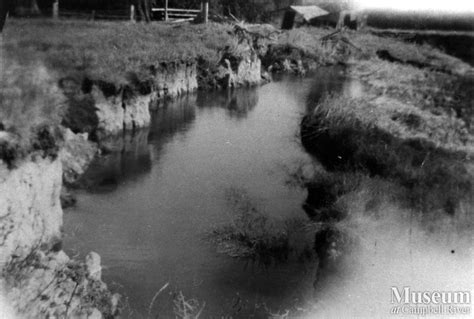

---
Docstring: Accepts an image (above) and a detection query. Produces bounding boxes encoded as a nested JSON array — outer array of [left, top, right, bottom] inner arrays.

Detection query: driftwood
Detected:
[[228, 12, 240, 23], [169, 18, 194, 24], [204, 11, 281, 41], [319, 30, 341, 42], [320, 29, 362, 51], [340, 36, 362, 51], [232, 23, 281, 42]]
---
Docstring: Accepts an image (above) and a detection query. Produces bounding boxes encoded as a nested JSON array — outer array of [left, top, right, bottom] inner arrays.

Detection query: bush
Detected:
[[0, 52, 64, 165]]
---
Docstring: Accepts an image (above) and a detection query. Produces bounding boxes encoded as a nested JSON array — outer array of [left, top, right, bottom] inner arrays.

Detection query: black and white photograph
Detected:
[[0, 0, 473, 318]]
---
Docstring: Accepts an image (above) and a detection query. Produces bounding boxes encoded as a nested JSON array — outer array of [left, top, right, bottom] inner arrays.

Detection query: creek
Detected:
[[64, 67, 471, 318]]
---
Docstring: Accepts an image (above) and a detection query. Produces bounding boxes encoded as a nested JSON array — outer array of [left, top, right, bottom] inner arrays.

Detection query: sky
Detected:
[[353, 0, 474, 13]]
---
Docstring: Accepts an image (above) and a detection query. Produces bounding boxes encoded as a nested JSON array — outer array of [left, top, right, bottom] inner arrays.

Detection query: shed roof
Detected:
[[289, 5, 329, 21], [292, 0, 321, 6]]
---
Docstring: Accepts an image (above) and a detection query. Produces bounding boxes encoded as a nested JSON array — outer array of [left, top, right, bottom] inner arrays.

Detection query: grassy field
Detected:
[[264, 26, 473, 74], [2, 20, 342, 83], [2, 19, 236, 84], [4, 19, 468, 83], [301, 57, 473, 215]]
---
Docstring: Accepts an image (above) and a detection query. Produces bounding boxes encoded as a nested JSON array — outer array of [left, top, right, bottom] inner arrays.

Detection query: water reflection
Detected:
[[78, 129, 152, 193], [305, 66, 364, 112], [196, 87, 259, 120], [78, 96, 197, 192], [149, 95, 197, 141], [307, 205, 473, 318], [301, 174, 473, 318], [78, 88, 261, 194]]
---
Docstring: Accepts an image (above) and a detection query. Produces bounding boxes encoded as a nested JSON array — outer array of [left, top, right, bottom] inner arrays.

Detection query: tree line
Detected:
[[3, 0, 298, 22]]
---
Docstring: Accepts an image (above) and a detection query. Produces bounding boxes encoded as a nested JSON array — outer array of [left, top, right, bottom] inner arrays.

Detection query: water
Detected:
[[64, 67, 354, 317], [309, 204, 473, 318], [63, 67, 472, 318]]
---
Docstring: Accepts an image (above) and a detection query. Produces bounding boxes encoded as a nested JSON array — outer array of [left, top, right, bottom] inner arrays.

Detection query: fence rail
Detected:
[[152, 7, 201, 20], [50, 1, 209, 23], [151, 8, 201, 13]]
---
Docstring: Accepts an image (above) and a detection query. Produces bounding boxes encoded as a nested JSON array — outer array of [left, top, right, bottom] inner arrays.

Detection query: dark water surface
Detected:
[[64, 68, 472, 318], [64, 68, 357, 317]]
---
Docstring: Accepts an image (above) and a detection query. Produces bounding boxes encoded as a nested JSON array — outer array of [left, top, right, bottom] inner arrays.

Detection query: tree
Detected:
[[132, 0, 153, 22], [0, 0, 14, 32], [14, 0, 42, 16], [1, 0, 42, 33]]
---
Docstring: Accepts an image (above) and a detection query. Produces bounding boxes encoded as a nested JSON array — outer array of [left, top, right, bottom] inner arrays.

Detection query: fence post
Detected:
[[165, 0, 169, 21], [52, 1, 58, 19], [203, 1, 209, 24], [130, 5, 135, 22]]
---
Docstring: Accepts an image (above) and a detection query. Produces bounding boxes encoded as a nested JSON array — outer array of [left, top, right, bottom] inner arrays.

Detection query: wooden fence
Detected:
[[151, 8, 201, 21], [51, 0, 209, 23]]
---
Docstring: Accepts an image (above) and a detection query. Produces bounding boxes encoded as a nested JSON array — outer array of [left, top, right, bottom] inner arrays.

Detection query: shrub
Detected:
[[0, 53, 64, 165]]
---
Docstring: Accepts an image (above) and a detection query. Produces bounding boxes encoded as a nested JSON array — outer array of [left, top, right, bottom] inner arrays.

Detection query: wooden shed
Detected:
[[281, 3, 329, 29]]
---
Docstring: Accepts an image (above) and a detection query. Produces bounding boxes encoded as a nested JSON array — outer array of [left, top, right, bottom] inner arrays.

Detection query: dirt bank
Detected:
[[61, 52, 263, 139], [0, 56, 117, 318], [301, 49, 473, 216], [0, 154, 119, 318]]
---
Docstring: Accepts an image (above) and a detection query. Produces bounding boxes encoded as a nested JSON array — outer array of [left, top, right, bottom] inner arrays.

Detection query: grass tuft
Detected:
[[209, 188, 313, 266]]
